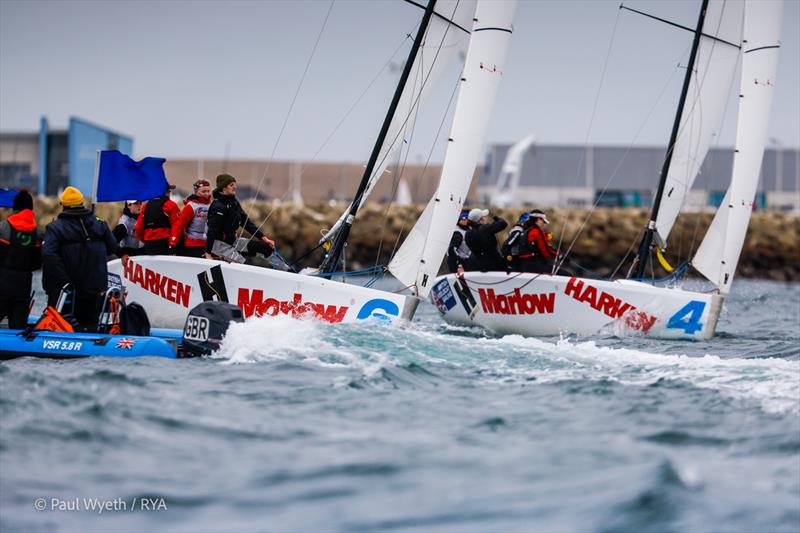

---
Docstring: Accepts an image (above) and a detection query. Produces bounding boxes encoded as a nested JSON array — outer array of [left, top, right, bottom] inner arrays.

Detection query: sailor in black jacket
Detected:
[[464, 208, 508, 272], [42, 187, 121, 330], [205, 174, 275, 259]]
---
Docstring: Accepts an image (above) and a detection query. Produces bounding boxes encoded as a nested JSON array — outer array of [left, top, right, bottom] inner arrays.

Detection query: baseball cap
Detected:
[[468, 208, 489, 223], [458, 209, 470, 221]]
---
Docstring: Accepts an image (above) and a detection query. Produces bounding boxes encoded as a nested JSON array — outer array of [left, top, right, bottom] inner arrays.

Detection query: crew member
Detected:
[[41, 186, 122, 331], [446, 209, 473, 273], [112, 200, 145, 256], [518, 209, 558, 274], [501, 211, 532, 271], [464, 208, 507, 272], [170, 179, 212, 258], [135, 184, 180, 255], [0, 190, 42, 329], [205, 174, 274, 260]]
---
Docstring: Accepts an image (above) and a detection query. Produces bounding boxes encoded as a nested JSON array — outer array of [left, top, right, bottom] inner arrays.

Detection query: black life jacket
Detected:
[[1, 225, 40, 272], [142, 196, 171, 230], [501, 225, 524, 260]]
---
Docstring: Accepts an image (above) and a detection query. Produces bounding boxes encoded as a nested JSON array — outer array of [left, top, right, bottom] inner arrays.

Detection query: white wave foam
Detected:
[[213, 316, 391, 377], [478, 335, 800, 415]]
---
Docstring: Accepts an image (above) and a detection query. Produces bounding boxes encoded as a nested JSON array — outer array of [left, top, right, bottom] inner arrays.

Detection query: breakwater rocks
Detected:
[[9, 199, 800, 282]]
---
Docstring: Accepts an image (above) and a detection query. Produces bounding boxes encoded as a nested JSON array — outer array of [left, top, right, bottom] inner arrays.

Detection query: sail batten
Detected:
[[388, 0, 516, 297]]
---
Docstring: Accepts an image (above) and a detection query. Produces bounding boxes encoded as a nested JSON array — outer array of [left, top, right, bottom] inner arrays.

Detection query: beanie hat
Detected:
[[216, 174, 236, 190], [60, 186, 84, 207], [12, 189, 33, 212]]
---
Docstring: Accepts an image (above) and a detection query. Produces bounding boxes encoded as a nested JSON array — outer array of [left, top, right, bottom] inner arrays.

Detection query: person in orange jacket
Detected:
[[0, 190, 43, 328], [135, 184, 180, 255], [170, 179, 212, 258]]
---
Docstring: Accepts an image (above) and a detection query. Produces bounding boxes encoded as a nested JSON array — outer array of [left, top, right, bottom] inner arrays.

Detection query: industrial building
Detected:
[[3, 118, 797, 214], [479, 141, 800, 213], [0, 117, 132, 196]]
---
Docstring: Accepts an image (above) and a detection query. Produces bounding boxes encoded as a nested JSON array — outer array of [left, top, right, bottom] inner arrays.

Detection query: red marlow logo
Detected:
[[237, 289, 349, 323]]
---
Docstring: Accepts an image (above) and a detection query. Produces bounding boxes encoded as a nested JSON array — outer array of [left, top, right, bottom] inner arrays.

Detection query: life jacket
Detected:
[[117, 212, 143, 249], [453, 227, 471, 259], [142, 196, 171, 230], [184, 201, 210, 241], [0, 210, 41, 272], [500, 224, 525, 260]]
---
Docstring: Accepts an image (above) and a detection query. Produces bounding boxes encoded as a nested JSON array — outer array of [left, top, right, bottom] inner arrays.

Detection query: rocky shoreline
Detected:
[[7, 199, 799, 282]]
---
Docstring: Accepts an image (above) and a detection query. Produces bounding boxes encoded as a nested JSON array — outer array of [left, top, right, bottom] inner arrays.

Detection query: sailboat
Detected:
[[431, 0, 783, 340], [106, 0, 517, 329]]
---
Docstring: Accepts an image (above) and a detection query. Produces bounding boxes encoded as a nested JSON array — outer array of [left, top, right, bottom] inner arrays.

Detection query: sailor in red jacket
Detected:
[[518, 209, 559, 274], [135, 184, 180, 255], [170, 179, 212, 258]]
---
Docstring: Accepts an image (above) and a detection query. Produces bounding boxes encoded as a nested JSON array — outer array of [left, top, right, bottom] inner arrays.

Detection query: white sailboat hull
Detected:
[[108, 257, 418, 329], [430, 272, 723, 340]]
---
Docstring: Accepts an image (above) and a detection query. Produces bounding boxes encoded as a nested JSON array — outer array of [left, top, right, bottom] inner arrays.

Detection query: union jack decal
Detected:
[[115, 338, 136, 349]]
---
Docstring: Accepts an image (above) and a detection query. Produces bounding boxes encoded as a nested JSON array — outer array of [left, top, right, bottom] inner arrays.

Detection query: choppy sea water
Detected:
[[1, 278, 798, 532]]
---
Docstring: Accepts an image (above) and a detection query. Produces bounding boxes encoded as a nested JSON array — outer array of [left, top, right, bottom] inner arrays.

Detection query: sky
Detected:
[[1, 0, 798, 163]]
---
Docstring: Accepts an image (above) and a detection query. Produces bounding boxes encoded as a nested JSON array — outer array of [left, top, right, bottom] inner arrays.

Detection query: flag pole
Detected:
[[90, 150, 102, 208]]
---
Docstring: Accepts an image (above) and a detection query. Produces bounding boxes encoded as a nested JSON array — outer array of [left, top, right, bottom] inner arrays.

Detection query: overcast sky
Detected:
[[1, 0, 798, 163]]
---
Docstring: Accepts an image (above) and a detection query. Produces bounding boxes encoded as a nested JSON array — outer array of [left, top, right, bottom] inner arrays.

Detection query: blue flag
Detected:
[[95, 150, 168, 202], [0, 188, 18, 208]]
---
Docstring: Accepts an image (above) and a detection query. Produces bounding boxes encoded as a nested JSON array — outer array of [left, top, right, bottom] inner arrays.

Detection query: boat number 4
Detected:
[[666, 301, 706, 335], [184, 316, 210, 341]]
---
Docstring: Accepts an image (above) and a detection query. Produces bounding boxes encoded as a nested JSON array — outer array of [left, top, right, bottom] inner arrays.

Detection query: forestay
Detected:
[[654, 0, 744, 243], [323, 0, 477, 242], [388, 0, 516, 297], [692, 0, 782, 292]]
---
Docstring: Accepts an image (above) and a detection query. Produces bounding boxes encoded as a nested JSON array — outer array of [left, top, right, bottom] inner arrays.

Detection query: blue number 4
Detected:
[[667, 301, 706, 335]]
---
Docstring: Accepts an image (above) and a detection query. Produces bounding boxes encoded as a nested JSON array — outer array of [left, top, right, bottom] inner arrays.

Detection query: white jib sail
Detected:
[[492, 134, 536, 207], [322, 0, 477, 242], [388, 0, 516, 297], [692, 0, 782, 293], [654, 0, 744, 242]]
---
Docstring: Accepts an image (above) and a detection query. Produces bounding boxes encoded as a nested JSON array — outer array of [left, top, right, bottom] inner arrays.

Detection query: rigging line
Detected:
[[619, 4, 740, 49], [246, 25, 419, 240], [553, 6, 622, 262], [321, 0, 460, 248], [557, 54, 686, 272], [328, 0, 460, 256], [354, 0, 461, 213], [241, 0, 336, 239], [402, 0, 471, 35], [388, 64, 462, 263], [373, 45, 428, 268]]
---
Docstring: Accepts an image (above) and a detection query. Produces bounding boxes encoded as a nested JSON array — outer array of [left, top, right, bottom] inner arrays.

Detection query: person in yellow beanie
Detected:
[[60, 186, 84, 208], [42, 186, 122, 331]]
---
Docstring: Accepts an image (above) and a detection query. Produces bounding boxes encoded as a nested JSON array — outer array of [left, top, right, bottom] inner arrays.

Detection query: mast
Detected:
[[321, 0, 438, 274], [631, 0, 709, 278]]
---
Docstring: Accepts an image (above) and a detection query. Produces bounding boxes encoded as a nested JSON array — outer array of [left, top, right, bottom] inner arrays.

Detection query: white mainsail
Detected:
[[322, 0, 477, 241], [654, 0, 744, 243], [492, 134, 536, 207], [388, 0, 516, 297], [692, 0, 782, 293]]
